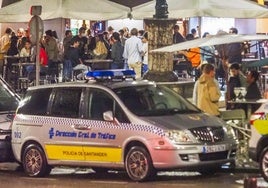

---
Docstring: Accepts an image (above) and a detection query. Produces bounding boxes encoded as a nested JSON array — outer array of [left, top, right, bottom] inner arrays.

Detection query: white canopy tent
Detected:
[[152, 34, 268, 52], [131, 0, 268, 19], [0, 0, 130, 22]]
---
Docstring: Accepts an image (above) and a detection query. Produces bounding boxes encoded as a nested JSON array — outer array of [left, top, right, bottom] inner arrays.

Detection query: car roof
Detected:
[[26, 80, 156, 91]]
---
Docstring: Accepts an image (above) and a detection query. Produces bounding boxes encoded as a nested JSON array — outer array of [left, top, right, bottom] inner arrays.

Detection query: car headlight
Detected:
[[165, 130, 195, 143]]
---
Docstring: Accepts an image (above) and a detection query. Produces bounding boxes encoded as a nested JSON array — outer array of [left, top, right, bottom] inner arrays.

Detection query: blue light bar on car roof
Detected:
[[85, 69, 136, 81]]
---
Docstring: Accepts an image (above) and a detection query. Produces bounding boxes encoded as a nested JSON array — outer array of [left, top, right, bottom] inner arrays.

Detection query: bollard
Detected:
[[244, 176, 257, 188]]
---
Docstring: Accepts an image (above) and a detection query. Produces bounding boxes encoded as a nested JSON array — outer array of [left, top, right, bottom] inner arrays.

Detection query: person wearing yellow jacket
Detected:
[[197, 64, 221, 116]]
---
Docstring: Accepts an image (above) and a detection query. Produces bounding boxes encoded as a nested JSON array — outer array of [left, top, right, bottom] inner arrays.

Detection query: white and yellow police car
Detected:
[[11, 70, 237, 182], [249, 100, 268, 182]]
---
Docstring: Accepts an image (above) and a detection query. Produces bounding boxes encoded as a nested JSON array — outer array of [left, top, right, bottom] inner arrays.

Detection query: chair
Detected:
[[220, 109, 249, 166], [220, 109, 248, 139]]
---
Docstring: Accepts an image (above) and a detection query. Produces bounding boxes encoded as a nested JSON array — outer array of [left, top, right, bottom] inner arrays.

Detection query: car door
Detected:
[[81, 88, 130, 163], [45, 87, 85, 162]]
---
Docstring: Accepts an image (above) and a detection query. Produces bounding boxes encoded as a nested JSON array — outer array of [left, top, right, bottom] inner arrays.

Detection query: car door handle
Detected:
[[73, 124, 91, 130]]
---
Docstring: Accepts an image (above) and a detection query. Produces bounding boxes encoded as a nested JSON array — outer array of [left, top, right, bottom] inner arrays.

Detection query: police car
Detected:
[[0, 77, 20, 162], [11, 70, 237, 182], [249, 99, 268, 182]]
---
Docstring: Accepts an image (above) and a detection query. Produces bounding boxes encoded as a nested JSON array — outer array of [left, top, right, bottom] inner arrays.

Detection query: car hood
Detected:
[[141, 113, 224, 130]]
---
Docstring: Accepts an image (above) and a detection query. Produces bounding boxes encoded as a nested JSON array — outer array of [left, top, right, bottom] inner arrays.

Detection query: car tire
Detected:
[[22, 144, 51, 177], [260, 146, 268, 182], [125, 146, 155, 182]]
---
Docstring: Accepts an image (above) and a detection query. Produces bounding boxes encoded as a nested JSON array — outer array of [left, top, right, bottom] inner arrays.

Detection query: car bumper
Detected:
[[150, 143, 237, 170]]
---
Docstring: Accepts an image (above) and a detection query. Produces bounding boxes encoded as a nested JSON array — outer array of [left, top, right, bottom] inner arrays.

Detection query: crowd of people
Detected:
[[174, 25, 263, 116], [0, 25, 149, 84], [0, 24, 264, 116]]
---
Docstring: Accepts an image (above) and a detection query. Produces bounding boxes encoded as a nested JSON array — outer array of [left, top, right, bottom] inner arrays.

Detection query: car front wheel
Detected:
[[125, 146, 155, 182], [22, 144, 51, 177], [260, 147, 268, 182]]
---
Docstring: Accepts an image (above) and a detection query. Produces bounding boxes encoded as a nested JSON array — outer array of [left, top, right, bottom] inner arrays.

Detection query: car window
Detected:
[[114, 85, 201, 116], [50, 88, 82, 118], [17, 88, 52, 115], [0, 80, 19, 112], [88, 89, 129, 123]]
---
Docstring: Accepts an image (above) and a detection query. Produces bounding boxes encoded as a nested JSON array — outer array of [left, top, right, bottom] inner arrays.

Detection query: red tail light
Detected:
[[250, 112, 265, 125]]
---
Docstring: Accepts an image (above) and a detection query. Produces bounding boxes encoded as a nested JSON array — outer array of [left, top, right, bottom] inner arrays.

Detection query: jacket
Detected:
[[197, 74, 221, 116]]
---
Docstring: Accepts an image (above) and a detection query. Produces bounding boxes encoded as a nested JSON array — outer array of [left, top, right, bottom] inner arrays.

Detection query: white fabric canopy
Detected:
[[131, 0, 268, 19], [152, 34, 268, 52], [0, 0, 130, 22]]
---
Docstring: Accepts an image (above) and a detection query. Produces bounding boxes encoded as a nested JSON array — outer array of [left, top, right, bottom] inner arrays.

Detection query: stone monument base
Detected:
[[143, 71, 178, 82]]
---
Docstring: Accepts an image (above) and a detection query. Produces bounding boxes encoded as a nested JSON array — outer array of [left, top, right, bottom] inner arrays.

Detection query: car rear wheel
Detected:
[[260, 147, 268, 182], [125, 146, 155, 182], [22, 144, 51, 177]]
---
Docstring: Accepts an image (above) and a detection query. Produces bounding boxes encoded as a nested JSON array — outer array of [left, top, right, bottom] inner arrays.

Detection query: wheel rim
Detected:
[[127, 151, 148, 179], [24, 148, 43, 175], [262, 151, 268, 178]]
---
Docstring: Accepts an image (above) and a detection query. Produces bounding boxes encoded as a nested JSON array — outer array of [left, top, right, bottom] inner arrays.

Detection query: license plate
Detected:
[[202, 144, 226, 153]]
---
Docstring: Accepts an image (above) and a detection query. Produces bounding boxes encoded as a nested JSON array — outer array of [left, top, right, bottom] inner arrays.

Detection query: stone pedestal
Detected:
[[143, 18, 178, 82]]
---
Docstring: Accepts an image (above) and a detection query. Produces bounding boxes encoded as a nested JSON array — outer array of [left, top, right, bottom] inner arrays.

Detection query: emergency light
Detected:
[[85, 69, 136, 81]]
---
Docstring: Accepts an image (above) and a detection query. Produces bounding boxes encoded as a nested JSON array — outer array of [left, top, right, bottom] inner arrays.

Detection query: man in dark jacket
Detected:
[[111, 32, 124, 69], [245, 70, 261, 100], [245, 70, 262, 113], [173, 25, 185, 44]]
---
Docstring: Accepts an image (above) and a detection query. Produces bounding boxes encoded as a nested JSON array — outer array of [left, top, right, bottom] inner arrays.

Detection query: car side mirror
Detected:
[[103, 111, 114, 122], [103, 111, 120, 126]]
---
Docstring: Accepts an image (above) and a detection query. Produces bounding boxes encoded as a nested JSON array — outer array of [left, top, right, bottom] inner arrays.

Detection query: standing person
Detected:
[[63, 30, 73, 58], [141, 32, 148, 75], [228, 27, 242, 64], [72, 27, 88, 60], [16, 28, 25, 51], [107, 26, 114, 39], [62, 30, 73, 81], [173, 25, 185, 44], [92, 33, 108, 60], [67, 37, 89, 80], [43, 29, 59, 79], [6, 35, 18, 82], [245, 70, 262, 100], [102, 31, 111, 59], [191, 28, 199, 38], [110, 32, 124, 69], [0, 27, 12, 75], [227, 63, 247, 103], [245, 70, 262, 113], [201, 32, 215, 64], [197, 64, 221, 116], [119, 29, 126, 46], [20, 40, 33, 75], [123, 28, 143, 79]]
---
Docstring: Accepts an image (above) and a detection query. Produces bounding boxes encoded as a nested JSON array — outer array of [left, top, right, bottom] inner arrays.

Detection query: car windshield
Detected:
[[113, 85, 201, 116], [0, 79, 19, 112]]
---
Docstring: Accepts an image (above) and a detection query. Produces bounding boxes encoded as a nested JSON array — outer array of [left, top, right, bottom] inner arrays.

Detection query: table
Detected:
[[84, 59, 112, 70], [228, 99, 265, 119]]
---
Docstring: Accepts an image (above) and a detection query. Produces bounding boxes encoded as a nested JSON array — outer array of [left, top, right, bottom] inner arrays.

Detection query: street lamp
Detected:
[[154, 0, 169, 18]]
